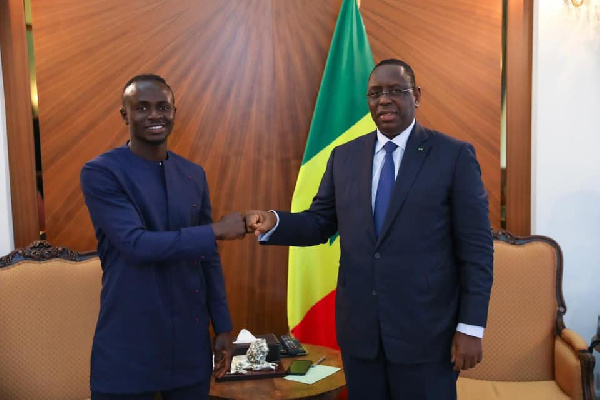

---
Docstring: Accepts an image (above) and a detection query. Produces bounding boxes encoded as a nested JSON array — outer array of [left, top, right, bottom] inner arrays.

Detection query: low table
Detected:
[[209, 344, 346, 399]]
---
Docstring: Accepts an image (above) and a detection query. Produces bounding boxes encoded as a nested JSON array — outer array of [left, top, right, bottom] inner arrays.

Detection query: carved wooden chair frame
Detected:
[[493, 229, 596, 399], [0, 240, 96, 268]]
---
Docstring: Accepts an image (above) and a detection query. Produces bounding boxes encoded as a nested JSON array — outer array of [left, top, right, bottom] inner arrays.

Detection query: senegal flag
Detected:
[[288, 0, 375, 348]]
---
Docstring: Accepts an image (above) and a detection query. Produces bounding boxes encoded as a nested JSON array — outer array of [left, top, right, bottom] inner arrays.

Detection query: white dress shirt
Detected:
[[371, 119, 414, 212], [261, 118, 484, 338]]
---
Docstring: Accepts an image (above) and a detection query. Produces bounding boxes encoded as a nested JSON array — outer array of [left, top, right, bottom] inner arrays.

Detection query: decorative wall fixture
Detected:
[[565, 0, 600, 34]]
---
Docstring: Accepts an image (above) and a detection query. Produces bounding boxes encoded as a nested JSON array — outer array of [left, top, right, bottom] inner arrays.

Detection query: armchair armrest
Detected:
[[561, 329, 589, 351], [555, 329, 596, 400]]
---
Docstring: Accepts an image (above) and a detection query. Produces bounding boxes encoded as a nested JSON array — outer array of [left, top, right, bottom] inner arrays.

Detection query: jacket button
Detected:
[[374, 253, 381, 259], [372, 290, 377, 296]]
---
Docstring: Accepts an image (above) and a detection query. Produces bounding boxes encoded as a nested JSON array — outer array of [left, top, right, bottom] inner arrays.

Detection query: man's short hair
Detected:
[[370, 59, 416, 88], [122, 74, 174, 105]]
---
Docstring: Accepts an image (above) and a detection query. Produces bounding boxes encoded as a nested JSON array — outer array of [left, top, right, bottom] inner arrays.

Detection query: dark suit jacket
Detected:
[[267, 123, 493, 364], [81, 145, 232, 393]]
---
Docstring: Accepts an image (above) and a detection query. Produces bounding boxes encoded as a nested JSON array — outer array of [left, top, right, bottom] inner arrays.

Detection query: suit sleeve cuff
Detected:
[[258, 211, 280, 242], [213, 320, 233, 335], [456, 323, 484, 338]]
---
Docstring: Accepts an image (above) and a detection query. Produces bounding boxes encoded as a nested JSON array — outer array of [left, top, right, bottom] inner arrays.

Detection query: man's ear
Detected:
[[120, 107, 129, 125], [414, 86, 422, 108]]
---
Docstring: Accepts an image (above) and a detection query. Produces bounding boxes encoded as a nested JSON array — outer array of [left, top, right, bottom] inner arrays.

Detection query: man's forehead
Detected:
[[369, 65, 409, 85], [123, 80, 172, 101]]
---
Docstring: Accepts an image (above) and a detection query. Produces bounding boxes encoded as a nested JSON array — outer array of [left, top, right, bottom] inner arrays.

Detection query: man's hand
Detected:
[[213, 331, 234, 378], [245, 210, 277, 236], [451, 331, 483, 371], [211, 212, 246, 240]]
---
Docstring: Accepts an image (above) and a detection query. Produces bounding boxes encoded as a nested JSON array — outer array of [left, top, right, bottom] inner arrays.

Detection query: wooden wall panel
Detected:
[[31, 0, 501, 335], [505, 0, 532, 235], [0, 0, 39, 248], [31, 0, 340, 336], [361, 0, 503, 229]]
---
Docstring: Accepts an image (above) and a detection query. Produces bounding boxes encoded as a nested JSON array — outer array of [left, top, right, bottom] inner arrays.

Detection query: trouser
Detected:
[[342, 346, 459, 400], [91, 379, 210, 400]]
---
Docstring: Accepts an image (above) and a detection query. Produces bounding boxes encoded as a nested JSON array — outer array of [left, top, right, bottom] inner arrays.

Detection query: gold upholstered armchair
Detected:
[[457, 230, 596, 400], [0, 241, 101, 400]]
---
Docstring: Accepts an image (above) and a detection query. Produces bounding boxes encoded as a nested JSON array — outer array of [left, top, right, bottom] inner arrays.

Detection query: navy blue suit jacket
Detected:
[[267, 123, 493, 364], [81, 145, 232, 393]]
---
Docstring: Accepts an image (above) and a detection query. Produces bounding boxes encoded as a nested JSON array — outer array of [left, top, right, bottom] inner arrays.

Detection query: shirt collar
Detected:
[[375, 118, 415, 154]]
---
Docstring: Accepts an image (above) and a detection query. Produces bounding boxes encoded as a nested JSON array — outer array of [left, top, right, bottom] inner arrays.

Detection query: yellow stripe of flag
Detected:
[[287, 113, 375, 328]]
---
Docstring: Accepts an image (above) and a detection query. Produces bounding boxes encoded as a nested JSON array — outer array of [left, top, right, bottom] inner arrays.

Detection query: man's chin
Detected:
[[145, 138, 168, 146], [378, 126, 401, 138], [377, 120, 412, 137], [139, 134, 170, 146]]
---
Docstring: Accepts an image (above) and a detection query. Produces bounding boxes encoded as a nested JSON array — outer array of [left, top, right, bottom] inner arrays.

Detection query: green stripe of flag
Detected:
[[301, 0, 375, 165], [288, 0, 375, 331]]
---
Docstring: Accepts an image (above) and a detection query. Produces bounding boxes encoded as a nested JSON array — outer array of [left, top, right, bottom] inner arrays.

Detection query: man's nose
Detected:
[[379, 93, 392, 104], [148, 107, 161, 119]]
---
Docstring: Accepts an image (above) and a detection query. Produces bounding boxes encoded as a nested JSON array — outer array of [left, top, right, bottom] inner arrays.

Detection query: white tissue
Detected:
[[233, 328, 257, 343]]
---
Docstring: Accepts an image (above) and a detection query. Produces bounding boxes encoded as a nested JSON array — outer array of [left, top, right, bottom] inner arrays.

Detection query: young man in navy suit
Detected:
[[246, 60, 493, 399], [81, 75, 246, 399]]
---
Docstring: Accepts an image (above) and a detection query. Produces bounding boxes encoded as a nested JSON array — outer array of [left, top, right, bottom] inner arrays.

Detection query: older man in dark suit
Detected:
[[246, 59, 493, 399]]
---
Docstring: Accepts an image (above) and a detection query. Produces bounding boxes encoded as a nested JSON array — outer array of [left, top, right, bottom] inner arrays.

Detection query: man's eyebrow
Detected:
[[133, 99, 171, 103], [369, 83, 404, 87]]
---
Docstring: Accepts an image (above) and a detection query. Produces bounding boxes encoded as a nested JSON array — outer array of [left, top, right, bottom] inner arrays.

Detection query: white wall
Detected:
[[0, 45, 15, 254], [532, 0, 600, 377]]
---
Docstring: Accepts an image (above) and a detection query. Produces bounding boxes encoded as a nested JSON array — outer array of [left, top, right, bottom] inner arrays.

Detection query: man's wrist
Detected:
[[211, 222, 222, 240], [456, 323, 484, 338], [258, 210, 280, 241]]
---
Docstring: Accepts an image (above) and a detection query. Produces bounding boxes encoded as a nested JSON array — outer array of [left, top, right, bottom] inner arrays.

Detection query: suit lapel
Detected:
[[358, 131, 378, 243], [376, 123, 431, 246]]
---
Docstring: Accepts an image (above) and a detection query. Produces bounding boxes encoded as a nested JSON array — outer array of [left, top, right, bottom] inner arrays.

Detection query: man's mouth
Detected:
[[378, 112, 397, 122], [146, 124, 166, 132]]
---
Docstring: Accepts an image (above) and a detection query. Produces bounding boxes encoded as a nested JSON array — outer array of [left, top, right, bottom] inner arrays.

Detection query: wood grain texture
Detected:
[[505, 0, 532, 236], [361, 0, 503, 229], [31, 0, 340, 336], [0, 0, 40, 248], [31, 0, 501, 336]]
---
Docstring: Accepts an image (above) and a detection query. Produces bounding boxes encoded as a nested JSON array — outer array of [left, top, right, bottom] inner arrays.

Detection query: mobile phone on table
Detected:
[[286, 359, 313, 375]]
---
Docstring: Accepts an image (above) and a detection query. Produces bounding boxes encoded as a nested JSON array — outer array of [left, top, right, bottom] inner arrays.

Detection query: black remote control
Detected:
[[280, 335, 308, 357]]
